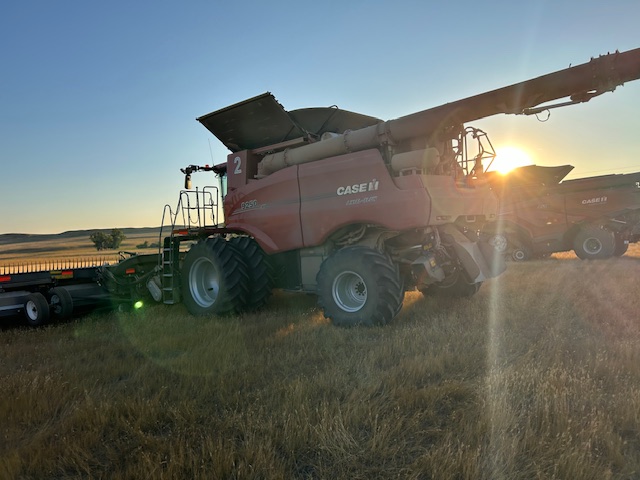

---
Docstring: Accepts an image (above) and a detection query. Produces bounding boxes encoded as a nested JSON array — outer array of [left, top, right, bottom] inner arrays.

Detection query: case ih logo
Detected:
[[337, 179, 379, 196], [581, 196, 608, 205]]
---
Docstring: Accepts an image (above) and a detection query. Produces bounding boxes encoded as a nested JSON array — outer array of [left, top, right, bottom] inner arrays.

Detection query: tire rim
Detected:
[[488, 234, 508, 253], [26, 300, 39, 321], [188, 257, 220, 307], [332, 271, 367, 312], [583, 237, 603, 255], [50, 294, 63, 315], [512, 249, 527, 261]]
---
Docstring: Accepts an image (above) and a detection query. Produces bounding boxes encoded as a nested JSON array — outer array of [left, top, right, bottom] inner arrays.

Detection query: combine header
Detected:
[[3, 48, 640, 326]]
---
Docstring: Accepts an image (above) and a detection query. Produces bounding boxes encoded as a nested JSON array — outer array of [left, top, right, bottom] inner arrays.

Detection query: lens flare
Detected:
[[491, 146, 533, 174]]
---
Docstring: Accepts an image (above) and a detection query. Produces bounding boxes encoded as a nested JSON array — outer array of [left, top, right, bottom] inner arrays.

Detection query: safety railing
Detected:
[[158, 186, 220, 241]]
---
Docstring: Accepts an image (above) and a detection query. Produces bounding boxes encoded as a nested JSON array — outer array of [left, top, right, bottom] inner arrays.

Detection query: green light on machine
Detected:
[[133, 301, 144, 310]]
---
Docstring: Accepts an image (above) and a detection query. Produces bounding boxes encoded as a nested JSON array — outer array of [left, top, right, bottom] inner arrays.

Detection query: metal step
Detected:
[[161, 243, 175, 304]]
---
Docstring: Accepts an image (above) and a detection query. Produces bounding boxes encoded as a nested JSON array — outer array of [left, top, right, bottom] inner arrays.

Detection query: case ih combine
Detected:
[[2, 48, 640, 327], [483, 165, 640, 260]]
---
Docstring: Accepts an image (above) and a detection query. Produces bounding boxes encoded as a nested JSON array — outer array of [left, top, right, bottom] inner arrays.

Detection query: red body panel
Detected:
[[224, 149, 498, 254], [224, 166, 302, 253], [297, 150, 431, 247]]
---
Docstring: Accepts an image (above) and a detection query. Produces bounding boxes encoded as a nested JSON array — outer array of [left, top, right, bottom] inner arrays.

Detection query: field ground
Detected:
[[0, 228, 162, 260], [0, 228, 163, 272], [0, 241, 639, 478]]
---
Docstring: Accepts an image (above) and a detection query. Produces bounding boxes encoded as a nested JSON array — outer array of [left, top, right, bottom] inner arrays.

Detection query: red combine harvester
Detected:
[[2, 48, 640, 326], [483, 165, 640, 260]]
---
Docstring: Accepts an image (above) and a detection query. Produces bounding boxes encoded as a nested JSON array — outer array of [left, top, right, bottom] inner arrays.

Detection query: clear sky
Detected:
[[2, 0, 639, 234]]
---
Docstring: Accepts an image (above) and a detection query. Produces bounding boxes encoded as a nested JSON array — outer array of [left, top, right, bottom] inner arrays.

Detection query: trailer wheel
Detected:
[[49, 287, 73, 320], [420, 270, 481, 298], [24, 292, 50, 327], [229, 236, 274, 311], [573, 226, 615, 260], [317, 247, 403, 327], [613, 235, 629, 257], [181, 237, 249, 315]]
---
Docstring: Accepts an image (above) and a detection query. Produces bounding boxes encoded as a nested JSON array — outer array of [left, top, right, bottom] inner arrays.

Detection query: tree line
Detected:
[[89, 229, 126, 251]]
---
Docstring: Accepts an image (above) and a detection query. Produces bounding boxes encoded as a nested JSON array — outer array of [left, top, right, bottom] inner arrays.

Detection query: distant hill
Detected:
[[0, 227, 162, 246]]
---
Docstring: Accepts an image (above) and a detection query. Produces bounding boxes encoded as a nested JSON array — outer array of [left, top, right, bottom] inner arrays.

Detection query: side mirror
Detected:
[[184, 174, 192, 189]]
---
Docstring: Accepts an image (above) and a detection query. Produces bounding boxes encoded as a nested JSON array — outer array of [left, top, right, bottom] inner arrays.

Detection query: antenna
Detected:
[[208, 138, 214, 164]]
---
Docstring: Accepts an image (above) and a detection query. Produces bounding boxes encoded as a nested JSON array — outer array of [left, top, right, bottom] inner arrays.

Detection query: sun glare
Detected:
[[491, 146, 533, 174]]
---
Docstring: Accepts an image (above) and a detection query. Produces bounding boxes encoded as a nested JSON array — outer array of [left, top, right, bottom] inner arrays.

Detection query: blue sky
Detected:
[[1, 0, 639, 234]]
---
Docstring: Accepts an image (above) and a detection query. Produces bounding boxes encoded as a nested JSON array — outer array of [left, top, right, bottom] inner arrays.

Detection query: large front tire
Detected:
[[181, 237, 249, 315], [573, 226, 615, 260], [487, 233, 509, 255], [228, 237, 274, 311], [317, 247, 403, 327]]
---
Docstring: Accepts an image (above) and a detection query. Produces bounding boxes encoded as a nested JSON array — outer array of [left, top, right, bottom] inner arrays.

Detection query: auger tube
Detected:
[[258, 48, 640, 176]]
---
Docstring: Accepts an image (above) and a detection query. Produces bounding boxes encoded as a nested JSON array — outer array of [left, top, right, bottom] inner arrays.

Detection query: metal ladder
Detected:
[[161, 234, 179, 304], [157, 187, 220, 305], [157, 205, 178, 304]]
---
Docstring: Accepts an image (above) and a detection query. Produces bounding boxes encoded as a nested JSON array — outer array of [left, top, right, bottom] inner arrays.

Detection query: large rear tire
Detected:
[[509, 234, 533, 262], [573, 226, 616, 260], [511, 245, 532, 262], [181, 237, 249, 315], [24, 292, 50, 327], [317, 247, 403, 327], [228, 236, 274, 311]]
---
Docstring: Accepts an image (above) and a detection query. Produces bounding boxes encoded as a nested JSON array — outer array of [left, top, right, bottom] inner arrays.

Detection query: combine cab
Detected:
[[484, 166, 640, 260]]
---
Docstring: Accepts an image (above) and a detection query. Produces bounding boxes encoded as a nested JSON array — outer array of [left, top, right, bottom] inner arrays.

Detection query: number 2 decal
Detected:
[[233, 156, 242, 174]]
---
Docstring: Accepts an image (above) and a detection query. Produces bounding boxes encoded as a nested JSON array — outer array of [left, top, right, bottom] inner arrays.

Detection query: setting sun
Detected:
[[491, 146, 533, 174]]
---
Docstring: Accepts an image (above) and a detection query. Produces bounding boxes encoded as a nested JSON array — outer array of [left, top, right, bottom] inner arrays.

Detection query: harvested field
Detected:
[[0, 239, 639, 479]]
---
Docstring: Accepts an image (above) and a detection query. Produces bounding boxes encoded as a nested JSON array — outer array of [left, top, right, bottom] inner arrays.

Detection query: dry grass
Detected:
[[1, 243, 639, 479], [0, 229, 162, 272], [0, 229, 162, 261]]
